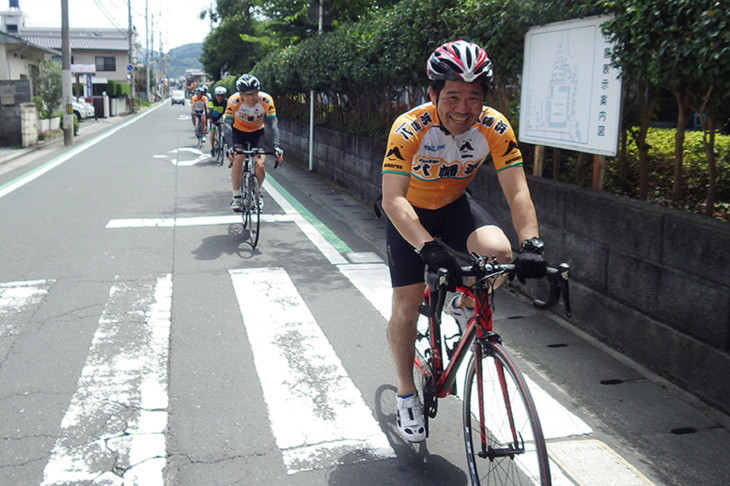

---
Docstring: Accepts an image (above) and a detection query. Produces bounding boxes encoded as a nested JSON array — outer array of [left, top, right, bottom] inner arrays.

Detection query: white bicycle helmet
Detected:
[[214, 86, 227, 96]]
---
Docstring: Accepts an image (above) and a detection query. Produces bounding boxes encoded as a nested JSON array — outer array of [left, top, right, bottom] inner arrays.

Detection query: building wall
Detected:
[[72, 49, 129, 83], [278, 118, 730, 415]]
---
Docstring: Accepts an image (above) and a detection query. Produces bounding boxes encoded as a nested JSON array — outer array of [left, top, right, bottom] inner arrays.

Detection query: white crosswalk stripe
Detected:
[[16, 275, 173, 486], [229, 267, 395, 474]]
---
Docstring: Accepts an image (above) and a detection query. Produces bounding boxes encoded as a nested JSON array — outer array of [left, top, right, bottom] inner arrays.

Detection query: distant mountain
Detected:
[[167, 43, 204, 79]]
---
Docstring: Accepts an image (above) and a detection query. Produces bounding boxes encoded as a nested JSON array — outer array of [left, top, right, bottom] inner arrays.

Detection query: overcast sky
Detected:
[[16, 0, 213, 51]]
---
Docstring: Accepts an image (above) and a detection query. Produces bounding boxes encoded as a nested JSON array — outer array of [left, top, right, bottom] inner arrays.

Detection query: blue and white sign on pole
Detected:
[[127, 64, 134, 72]]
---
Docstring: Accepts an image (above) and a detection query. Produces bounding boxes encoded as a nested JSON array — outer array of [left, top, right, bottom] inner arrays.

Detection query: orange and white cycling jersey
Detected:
[[382, 102, 524, 210], [191, 94, 208, 113], [225, 91, 277, 132]]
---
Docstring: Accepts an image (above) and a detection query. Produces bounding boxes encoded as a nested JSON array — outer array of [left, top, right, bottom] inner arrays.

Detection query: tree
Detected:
[[32, 59, 62, 114], [605, 0, 730, 209], [200, 0, 267, 80]]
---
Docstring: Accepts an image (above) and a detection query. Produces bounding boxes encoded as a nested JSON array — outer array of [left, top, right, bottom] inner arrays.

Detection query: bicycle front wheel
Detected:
[[247, 176, 261, 248], [463, 340, 550, 486]]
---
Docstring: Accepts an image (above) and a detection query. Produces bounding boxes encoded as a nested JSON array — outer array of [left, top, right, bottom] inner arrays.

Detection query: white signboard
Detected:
[[519, 16, 622, 156]]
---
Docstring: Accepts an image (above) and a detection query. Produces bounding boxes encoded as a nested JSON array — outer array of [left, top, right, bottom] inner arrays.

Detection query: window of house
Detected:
[[95, 56, 116, 72], [6, 24, 18, 33]]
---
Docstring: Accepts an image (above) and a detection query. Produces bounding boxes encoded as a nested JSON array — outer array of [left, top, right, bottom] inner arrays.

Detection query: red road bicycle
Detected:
[[415, 253, 571, 485]]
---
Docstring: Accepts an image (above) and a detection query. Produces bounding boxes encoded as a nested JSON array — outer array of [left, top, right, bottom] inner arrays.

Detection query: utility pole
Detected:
[[128, 0, 134, 100], [308, 1, 323, 171], [61, 0, 73, 145], [145, 0, 149, 103]]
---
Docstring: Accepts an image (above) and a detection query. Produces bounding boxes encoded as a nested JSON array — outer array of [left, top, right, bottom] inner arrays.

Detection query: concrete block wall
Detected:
[[20, 103, 38, 147], [279, 118, 730, 414]]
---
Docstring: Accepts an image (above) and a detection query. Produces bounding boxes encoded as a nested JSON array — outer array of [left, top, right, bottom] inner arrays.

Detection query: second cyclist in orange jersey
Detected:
[[224, 74, 284, 212]]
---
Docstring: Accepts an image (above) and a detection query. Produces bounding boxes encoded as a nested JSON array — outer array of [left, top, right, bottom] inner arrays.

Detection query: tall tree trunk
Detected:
[[671, 89, 691, 206], [694, 86, 717, 217], [636, 85, 656, 200], [575, 152, 585, 185], [704, 116, 717, 216]]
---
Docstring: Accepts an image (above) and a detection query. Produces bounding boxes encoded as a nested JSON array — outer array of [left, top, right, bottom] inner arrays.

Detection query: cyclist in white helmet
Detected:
[[381, 40, 547, 442]]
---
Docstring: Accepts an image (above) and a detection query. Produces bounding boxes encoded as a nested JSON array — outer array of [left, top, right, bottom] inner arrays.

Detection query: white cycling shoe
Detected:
[[444, 295, 474, 333], [396, 393, 426, 442]]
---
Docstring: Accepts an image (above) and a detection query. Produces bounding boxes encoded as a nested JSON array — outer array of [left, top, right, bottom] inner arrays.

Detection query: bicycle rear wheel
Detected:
[[463, 340, 550, 486], [216, 134, 225, 165]]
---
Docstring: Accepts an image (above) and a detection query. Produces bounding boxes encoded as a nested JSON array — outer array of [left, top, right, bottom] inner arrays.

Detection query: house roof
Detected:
[[0, 30, 60, 56], [19, 27, 131, 52]]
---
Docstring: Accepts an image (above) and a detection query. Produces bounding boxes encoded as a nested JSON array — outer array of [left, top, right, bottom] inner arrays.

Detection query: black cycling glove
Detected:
[[513, 238, 547, 283], [418, 240, 462, 291]]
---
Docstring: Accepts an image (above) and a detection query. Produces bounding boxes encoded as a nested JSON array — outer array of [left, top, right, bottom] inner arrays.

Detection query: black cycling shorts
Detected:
[[386, 192, 499, 287], [232, 127, 264, 149]]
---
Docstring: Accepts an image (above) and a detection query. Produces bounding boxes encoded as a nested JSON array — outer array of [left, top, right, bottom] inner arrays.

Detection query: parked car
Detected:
[[72, 97, 95, 120], [171, 90, 186, 105]]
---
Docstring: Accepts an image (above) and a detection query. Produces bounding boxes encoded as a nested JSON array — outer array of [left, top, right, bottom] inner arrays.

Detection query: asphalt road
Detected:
[[1, 101, 728, 485]]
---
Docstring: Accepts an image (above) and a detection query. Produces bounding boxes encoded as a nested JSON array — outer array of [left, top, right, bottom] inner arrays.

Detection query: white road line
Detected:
[[106, 214, 294, 228], [229, 267, 394, 474], [41, 274, 172, 486], [336, 263, 393, 320]]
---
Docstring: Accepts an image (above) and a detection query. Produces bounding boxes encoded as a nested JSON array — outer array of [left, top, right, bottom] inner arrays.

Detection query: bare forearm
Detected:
[[508, 192, 539, 243], [382, 196, 432, 250]]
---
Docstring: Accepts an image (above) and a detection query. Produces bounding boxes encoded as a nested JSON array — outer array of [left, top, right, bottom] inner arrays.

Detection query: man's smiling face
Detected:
[[429, 80, 485, 135]]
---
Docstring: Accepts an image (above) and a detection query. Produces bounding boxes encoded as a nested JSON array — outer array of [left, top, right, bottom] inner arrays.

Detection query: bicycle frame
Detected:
[[420, 273, 497, 400]]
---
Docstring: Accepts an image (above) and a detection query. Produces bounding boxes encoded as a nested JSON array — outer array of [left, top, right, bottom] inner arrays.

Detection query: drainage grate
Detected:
[[600, 379, 624, 385]]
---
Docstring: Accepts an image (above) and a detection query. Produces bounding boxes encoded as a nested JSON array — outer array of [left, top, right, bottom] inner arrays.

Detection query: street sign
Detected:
[[127, 64, 134, 71]]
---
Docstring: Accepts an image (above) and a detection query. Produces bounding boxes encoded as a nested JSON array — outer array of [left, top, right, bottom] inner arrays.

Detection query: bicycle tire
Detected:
[[216, 134, 225, 166], [195, 118, 204, 148], [243, 174, 261, 248], [463, 340, 551, 486]]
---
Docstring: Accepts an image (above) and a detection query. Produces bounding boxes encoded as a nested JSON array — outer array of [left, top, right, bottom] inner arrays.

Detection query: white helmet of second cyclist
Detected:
[[214, 86, 227, 96], [236, 74, 261, 93]]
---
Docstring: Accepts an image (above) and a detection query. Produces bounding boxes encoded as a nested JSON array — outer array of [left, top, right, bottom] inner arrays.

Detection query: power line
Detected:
[[91, 0, 127, 33]]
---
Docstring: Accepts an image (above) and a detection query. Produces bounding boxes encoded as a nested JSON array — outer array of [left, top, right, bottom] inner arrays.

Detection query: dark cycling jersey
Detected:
[[208, 96, 226, 123]]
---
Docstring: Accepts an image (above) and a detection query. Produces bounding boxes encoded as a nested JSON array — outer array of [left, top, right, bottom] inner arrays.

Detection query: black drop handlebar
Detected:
[[424, 254, 572, 318], [229, 146, 282, 168]]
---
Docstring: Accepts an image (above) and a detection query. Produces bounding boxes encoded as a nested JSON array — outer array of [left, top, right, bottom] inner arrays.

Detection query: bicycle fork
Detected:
[[474, 341, 525, 461]]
